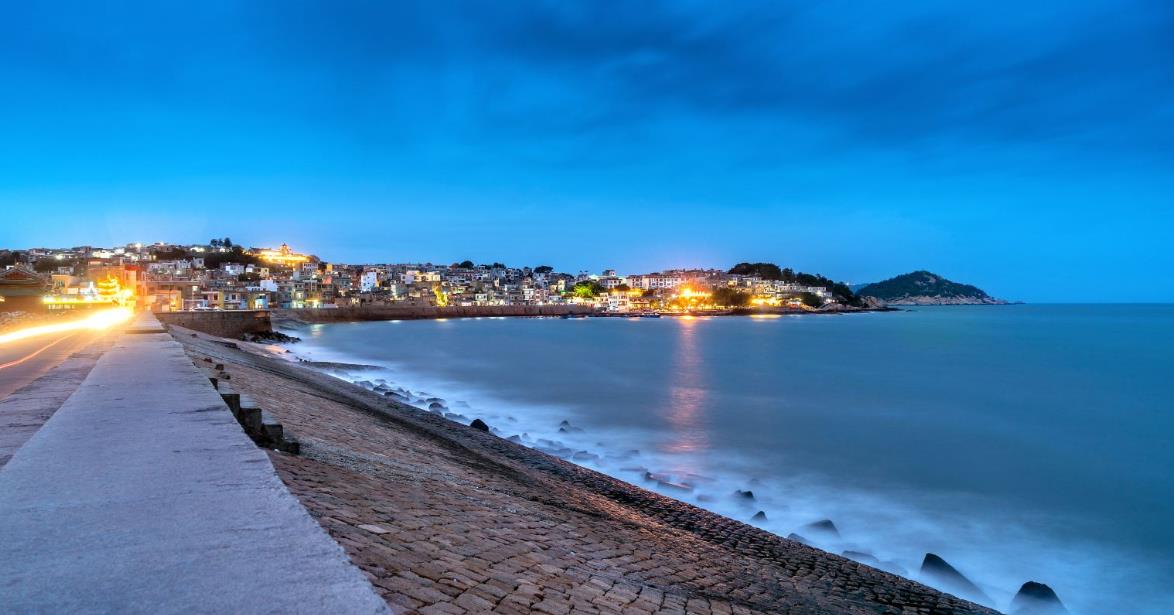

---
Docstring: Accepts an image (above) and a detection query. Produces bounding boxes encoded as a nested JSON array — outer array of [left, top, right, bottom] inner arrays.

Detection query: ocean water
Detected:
[[278, 305, 1174, 614]]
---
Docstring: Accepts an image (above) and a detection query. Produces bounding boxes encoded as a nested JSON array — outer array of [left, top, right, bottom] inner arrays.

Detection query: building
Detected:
[[0, 266, 48, 312]]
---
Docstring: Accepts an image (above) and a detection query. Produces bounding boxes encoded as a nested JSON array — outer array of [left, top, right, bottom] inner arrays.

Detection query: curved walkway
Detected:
[[0, 314, 387, 613]]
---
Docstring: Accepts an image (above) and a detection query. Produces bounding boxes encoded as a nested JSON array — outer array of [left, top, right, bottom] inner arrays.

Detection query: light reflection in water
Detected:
[[660, 316, 710, 456]]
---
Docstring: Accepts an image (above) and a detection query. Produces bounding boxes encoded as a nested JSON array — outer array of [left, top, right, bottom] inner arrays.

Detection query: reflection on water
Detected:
[[661, 316, 709, 455]]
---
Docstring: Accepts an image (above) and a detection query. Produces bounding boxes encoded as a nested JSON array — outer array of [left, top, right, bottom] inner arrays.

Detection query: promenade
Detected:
[[0, 314, 388, 613]]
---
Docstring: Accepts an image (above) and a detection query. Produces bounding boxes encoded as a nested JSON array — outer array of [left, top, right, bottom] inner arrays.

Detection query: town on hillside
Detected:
[[0, 240, 864, 318]]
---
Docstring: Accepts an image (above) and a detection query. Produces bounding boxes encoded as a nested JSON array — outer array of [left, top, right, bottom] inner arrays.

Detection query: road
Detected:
[[0, 329, 106, 399]]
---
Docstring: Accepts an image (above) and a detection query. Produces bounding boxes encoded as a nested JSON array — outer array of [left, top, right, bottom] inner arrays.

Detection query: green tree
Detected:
[[713, 287, 751, 307], [799, 292, 824, 308], [571, 281, 605, 297]]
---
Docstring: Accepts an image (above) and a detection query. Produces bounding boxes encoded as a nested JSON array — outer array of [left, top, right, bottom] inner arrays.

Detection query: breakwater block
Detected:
[[190, 357, 301, 455]]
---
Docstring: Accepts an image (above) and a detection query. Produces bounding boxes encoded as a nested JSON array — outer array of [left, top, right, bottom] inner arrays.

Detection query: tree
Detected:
[[222, 237, 233, 248], [713, 287, 751, 307], [35, 258, 72, 273], [455, 260, 474, 269], [203, 245, 261, 269], [799, 292, 824, 308], [571, 281, 605, 298], [210, 239, 221, 248], [729, 261, 863, 307], [154, 247, 190, 260], [614, 283, 631, 292], [534, 265, 553, 274], [729, 262, 782, 280]]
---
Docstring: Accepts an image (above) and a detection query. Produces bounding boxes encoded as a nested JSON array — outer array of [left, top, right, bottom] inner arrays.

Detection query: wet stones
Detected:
[[787, 533, 811, 546], [571, 450, 599, 462], [734, 489, 755, 500], [1010, 581, 1067, 614], [920, 553, 992, 606], [751, 511, 768, 522], [802, 519, 840, 538], [842, 550, 880, 567], [469, 418, 490, 432]]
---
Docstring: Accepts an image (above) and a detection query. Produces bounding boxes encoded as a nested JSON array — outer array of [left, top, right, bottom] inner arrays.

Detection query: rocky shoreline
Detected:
[[878, 297, 1011, 306], [169, 324, 1011, 614]]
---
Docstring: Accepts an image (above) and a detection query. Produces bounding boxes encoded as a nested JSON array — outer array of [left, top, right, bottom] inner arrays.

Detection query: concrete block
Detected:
[[260, 411, 283, 446]]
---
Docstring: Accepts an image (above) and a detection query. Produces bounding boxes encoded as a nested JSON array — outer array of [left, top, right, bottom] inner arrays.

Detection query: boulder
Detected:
[[469, 418, 490, 432], [802, 519, 840, 537], [787, 533, 811, 546], [842, 550, 880, 567], [919, 553, 992, 605], [734, 489, 755, 500], [1010, 581, 1067, 614], [752, 511, 767, 521], [428, 401, 445, 410]]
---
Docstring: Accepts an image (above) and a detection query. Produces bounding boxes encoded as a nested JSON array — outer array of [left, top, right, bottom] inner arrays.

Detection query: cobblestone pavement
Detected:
[[176, 329, 999, 615]]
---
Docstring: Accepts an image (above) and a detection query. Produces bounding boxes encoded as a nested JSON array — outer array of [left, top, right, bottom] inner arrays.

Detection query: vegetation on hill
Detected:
[[727, 262, 863, 306], [856, 271, 1000, 304]]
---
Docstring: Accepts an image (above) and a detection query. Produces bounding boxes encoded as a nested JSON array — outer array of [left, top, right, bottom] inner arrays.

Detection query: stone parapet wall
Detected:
[[156, 310, 271, 338]]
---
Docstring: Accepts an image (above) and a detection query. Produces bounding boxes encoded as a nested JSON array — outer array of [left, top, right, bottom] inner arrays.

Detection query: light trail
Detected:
[[0, 333, 78, 370], [0, 308, 134, 346]]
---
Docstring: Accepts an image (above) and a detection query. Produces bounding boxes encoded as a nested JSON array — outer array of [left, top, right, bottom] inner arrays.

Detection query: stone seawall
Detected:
[[276, 304, 594, 323], [156, 310, 272, 338]]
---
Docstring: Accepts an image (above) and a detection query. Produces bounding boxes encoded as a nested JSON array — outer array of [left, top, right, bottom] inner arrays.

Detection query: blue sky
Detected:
[[1, 1, 1172, 301]]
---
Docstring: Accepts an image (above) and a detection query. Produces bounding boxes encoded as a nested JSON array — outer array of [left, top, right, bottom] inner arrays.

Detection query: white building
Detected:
[[360, 270, 380, 293]]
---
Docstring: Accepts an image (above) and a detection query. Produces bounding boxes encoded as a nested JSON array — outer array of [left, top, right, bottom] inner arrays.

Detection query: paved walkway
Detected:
[[0, 333, 112, 467], [0, 314, 388, 613]]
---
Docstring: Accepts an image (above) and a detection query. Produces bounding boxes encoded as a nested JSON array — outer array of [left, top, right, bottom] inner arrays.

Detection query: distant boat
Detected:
[[561, 313, 588, 319]]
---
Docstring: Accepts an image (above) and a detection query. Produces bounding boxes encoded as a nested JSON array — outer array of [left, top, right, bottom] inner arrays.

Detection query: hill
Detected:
[[728, 262, 864, 306], [856, 271, 1007, 305]]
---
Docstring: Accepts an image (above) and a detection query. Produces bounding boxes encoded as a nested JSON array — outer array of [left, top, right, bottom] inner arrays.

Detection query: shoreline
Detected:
[[171, 323, 998, 614], [273, 304, 898, 326]]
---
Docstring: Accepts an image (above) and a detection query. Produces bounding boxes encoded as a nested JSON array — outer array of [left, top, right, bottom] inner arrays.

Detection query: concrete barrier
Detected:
[[155, 310, 271, 338]]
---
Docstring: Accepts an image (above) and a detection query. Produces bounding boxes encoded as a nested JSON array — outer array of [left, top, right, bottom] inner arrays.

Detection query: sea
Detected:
[[276, 304, 1174, 614]]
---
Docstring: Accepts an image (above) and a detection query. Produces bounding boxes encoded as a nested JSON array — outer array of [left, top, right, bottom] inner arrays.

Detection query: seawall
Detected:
[[276, 304, 594, 323], [156, 310, 272, 337], [172, 328, 1000, 615]]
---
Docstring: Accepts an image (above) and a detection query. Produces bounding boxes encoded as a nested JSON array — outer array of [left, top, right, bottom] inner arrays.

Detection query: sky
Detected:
[[1, 1, 1172, 302]]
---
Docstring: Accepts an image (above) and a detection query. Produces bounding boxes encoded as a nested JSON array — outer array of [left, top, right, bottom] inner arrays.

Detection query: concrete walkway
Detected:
[[0, 314, 389, 613]]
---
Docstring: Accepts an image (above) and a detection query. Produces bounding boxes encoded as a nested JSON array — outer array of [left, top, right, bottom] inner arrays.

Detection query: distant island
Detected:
[[856, 271, 1009, 305]]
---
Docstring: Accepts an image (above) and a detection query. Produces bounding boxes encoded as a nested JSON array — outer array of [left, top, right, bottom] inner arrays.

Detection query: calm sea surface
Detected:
[[281, 305, 1174, 614]]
